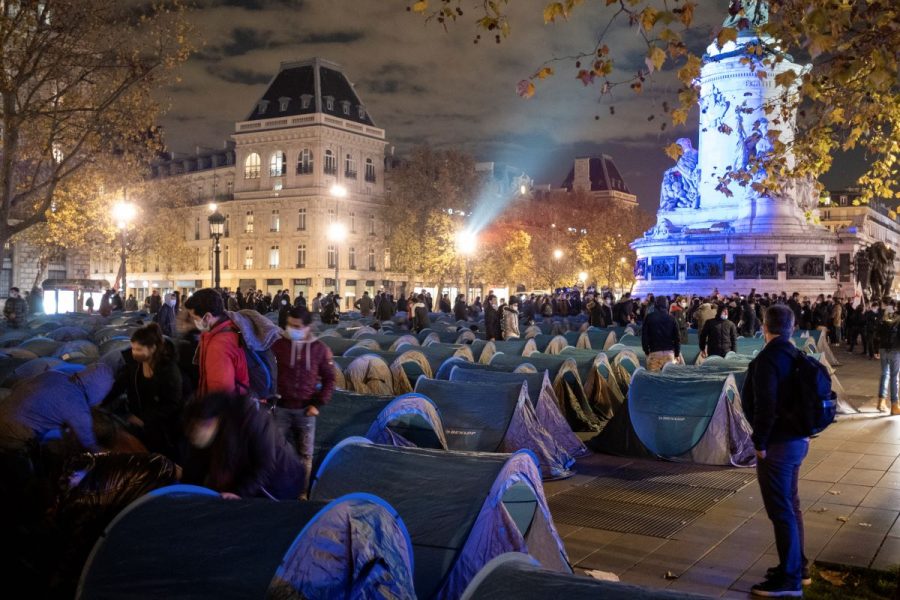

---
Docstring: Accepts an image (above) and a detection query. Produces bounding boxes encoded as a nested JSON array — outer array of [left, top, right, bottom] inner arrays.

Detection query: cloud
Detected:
[[206, 65, 272, 85], [297, 31, 365, 44]]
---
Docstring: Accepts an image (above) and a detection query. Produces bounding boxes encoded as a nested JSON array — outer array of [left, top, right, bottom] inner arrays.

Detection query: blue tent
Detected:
[[412, 378, 574, 480], [311, 440, 571, 600], [77, 485, 416, 599]]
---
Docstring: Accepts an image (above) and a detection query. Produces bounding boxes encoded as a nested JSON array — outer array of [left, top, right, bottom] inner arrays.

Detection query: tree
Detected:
[[408, 0, 900, 202], [478, 227, 535, 290], [0, 1, 192, 270]]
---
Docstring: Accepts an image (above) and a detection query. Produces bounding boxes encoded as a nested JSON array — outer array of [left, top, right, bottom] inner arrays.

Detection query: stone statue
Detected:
[[858, 241, 896, 301], [659, 138, 700, 211], [723, 0, 769, 30]]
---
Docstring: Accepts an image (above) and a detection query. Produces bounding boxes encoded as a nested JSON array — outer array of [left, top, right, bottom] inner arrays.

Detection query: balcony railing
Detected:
[[345, 170, 357, 179]]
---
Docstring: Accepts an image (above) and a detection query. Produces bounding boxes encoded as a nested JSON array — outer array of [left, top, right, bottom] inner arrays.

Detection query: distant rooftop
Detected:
[[561, 155, 631, 194]]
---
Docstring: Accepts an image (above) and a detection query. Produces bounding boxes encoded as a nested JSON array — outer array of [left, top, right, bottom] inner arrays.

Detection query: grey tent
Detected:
[[462, 553, 710, 600], [412, 378, 574, 480], [311, 440, 571, 600], [77, 485, 416, 599]]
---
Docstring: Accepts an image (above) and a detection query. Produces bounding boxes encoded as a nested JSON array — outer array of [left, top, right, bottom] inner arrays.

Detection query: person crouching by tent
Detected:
[[104, 323, 183, 461], [182, 392, 304, 500], [272, 306, 335, 499]]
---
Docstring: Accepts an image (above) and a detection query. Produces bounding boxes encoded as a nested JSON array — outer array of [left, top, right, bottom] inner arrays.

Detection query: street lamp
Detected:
[[111, 200, 137, 295], [208, 207, 226, 290], [579, 271, 588, 285], [327, 222, 347, 299], [455, 229, 478, 303], [329, 183, 348, 198], [553, 248, 564, 260]]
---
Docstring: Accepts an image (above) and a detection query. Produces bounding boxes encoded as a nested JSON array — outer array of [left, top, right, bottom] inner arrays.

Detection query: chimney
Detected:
[[573, 158, 591, 192]]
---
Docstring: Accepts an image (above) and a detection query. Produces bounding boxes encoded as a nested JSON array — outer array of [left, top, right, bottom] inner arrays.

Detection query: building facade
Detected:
[[91, 58, 401, 306]]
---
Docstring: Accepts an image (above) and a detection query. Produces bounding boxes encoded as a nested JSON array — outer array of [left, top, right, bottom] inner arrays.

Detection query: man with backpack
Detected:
[[272, 306, 335, 498], [183, 288, 249, 401], [876, 300, 900, 414], [742, 304, 822, 597]]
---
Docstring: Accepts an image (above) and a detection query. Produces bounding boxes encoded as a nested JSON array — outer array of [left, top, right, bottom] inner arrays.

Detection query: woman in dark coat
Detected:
[[182, 392, 303, 500], [453, 294, 468, 322], [483, 294, 501, 341], [107, 323, 183, 460]]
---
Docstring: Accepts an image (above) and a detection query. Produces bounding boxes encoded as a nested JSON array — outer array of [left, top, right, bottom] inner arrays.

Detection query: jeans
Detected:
[[757, 438, 809, 587], [879, 350, 900, 402], [273, 408, 315, 499]]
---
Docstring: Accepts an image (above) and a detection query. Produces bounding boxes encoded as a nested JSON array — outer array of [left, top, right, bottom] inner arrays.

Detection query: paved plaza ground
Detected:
[[544, 347, 900, 597]]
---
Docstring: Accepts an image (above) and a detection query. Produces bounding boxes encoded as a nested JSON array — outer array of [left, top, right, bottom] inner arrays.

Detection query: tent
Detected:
[[311, 440, 571, 600], [2, 356, 85, 388], [470, 339, 537, 364], [412, 378, 574, 480], [344, 347, 432, 393], [77, 485, 416, 599], [448, 366, 587, 458], [341, 353, 395, 396], [461, 553, 710, 600], [576, 328, 618, 351], [529, 334, 569, 354], [17, 336, 63, 357], [624, 369, 755, 467]]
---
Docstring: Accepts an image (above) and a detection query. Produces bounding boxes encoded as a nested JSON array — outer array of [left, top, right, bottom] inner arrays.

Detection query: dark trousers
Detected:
[[757, 438, 809, 586], [273, 408, 315, 499]]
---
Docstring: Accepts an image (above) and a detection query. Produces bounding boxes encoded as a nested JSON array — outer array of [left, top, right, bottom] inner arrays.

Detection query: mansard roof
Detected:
[[561, 155, 631, 194], [245, 57, 375, 126]]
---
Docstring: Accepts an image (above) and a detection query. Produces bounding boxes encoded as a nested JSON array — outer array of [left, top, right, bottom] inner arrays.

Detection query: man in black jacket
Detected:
[[640, 296, 680, 372], [700, 304, 739, 358], [742, 304, 810, 597]]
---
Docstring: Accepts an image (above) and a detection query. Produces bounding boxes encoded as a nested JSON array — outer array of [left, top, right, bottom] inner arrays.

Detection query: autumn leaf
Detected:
[[664, 142, 684, 161], [679, 1, 695, 27], [411, 0, 428, 13], [543, 2, 566, 23], [716, 27, 738, 49], [671, 107, 689, 125], [646, 46, 666, 73], [677, 54, 702, 85], [517, 79, 536, 98], [576, 69, 595, 86], [639, 7, 658, 32], [534, 66, 554, 79]]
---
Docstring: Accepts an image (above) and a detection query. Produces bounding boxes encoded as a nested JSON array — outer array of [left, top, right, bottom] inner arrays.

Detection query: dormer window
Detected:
[[278, 96, 290, 112], [340, 100, 351, 115], [324, 95, 334, 111], [257, 99, 269, 115], [358, 105, 366, 120], [300, 94, 312, 109]]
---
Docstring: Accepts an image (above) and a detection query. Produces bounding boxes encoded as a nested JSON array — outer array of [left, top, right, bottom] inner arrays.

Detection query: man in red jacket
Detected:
[[272, 306, 335, 498], [184, 288, 249, 401]]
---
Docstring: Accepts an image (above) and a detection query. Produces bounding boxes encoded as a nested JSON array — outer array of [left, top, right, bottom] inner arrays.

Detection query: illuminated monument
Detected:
[[632, 2, 842, 295]]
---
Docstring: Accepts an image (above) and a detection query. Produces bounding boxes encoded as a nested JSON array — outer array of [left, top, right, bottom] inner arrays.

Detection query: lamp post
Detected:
[[455, 229, 477, 303], [208, 205, 226, 290], [111, 200, 137, 295], [327, 222, 347, 301]]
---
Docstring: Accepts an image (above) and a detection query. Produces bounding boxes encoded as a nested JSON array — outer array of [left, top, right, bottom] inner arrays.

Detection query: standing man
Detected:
[[742, 305, 810, 597], [154, 293, 178, 338], [699, 304, 739, 358], [183, 288, 249, 401], [354, 291, 374, 317], [2, 288, 28, 328], [272, 307, 335, 498], [641, 296, 681, 372], [148, 289, 162, 315], [311, 292, 322, 316], [876, 301, 900, 414]]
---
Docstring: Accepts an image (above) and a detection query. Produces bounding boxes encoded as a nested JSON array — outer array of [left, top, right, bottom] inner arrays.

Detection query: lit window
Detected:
[[324, 149, 336, 175], [300, 94, 312, 109], [368, 247, 375, 270], [345, 153, 356, 178], [327, 208, 335, 224], [244, 153, 261, 179], [269, 245, 280, 269], [244, 246, 254, 269], [278, 97, 289, 112], [269, 150, 286, 177], [365, 158, 376, 183], [271, 210, 280, 232], [245, 211, 254, 234], [348, 246, 356, 269], [297, 148, 313, 175], [327, 245, 336, 268], [349, 211, 356, 233], [324, 95, 334, 111], [297, 208, 307, 231], [341, 100, 351, 115], [297, 244, 306, 268]]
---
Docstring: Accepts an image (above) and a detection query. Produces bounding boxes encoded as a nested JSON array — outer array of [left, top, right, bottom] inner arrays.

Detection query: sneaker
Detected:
[[751, 578, 802, 597], [766, 565, 812, 586]]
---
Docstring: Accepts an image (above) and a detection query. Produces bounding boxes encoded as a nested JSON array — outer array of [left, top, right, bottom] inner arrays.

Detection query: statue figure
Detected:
[[860, 241, 897, 301], [723, 0, 769, 30], [658, 138, 700, 211]]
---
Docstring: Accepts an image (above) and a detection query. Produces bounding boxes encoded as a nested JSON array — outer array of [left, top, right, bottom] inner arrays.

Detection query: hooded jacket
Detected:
[[272, 333, 335, 410], [197, 318, 250, 399], [501, 304, 520, 340]]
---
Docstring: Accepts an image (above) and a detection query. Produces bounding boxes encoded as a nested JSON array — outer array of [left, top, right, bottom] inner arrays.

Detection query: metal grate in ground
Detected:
[[548, 460, 755, 538]]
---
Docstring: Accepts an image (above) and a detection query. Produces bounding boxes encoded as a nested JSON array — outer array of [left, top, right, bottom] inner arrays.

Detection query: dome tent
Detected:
[[76, 485, 416, 600], [311, 440, 571, 600]]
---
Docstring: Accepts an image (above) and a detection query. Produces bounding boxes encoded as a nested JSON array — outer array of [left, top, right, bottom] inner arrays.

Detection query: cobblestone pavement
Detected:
[[544, 346, 899, 597]]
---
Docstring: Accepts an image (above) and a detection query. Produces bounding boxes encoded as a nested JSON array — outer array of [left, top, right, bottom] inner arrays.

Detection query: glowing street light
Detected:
[[579, 271, 588, 283], [208, 202, 217, 213], [111, 200, 137, 295], [553, 249, 564, 260], [329, 183, 348, 198], [327, 222, 347, 243], [455, 229, 477, 256], [519, 184, 528, 196]]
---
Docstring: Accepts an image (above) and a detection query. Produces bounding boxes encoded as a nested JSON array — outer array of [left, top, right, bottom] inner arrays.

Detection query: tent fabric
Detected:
[[343, 347, 432, 394], [54, 340, 100, 361], [343, 354, 395, 396], [627, 369, 756, 467], [313, 392, 395, 465], [311, 441, 570, 600], [77, 486, 416, 600], [18, 337, 63, 357], [365, 394, 448, 450], [320, 336, 362, 356], [3, 357, 86, 388], [46, 326, 92, 342], [577, 329, 617, 351], [448, 367, 587, 458], [461, 553, 711, 600], [413, 378, 574, 480]]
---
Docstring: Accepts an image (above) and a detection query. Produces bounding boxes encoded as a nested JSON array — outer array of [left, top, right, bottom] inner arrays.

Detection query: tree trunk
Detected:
[[32, 253, 50, 290]]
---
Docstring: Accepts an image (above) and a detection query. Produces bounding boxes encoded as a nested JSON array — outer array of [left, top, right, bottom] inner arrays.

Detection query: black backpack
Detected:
[[792, 349, 836, 436]]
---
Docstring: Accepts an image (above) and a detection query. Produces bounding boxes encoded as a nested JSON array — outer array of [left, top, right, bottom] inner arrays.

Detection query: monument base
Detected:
[[631, 229, 845, 297]]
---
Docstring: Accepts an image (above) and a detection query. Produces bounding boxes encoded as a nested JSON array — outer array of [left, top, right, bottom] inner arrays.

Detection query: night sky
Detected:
[[159, 0, 865, 212]]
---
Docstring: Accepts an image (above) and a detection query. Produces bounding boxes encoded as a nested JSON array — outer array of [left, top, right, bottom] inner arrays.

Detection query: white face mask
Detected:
[[166, 299, 176, 307], [281, 300, 288, 305], [190, 419, 219, 448], [720, 313, 728, 320], [194, 315, 211, 332], [886, 306, 895, 316], [286, 326, 306, 341]]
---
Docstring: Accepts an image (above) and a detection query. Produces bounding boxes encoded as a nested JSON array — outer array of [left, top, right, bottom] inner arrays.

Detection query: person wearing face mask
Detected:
[[182, 392, 304, 501], [271, 306, 335, 498], [669, 296, 689, 344], [153, 293, 178, 338], [699, 303, 739, 358], [875, 301, 900, 414], [2, 287, 27, 328], [183, 288, 249, 401], [105, 323, 183, 459]]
